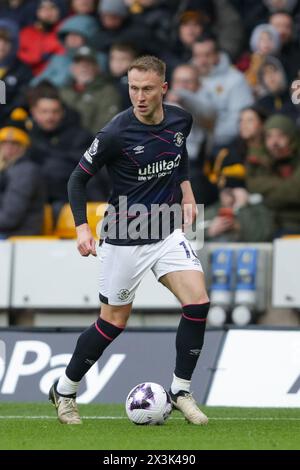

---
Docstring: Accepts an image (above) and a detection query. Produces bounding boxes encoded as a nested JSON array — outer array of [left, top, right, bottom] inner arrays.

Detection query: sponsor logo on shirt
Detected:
[[137, 154, 181, 181]]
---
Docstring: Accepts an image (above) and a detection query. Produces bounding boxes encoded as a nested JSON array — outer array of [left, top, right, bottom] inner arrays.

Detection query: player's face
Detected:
[[128, 69, 168, 124]]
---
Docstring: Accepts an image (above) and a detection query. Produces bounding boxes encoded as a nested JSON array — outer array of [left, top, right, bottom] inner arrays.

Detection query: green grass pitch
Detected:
[[0, 403, 299, 450]]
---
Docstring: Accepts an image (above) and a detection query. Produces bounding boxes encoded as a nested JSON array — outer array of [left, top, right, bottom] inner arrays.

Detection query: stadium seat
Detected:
[[42, 204, 55, 235], [281, 235, 300, 239], [54, 202, 107, 239], [8, 236, 59, 241]]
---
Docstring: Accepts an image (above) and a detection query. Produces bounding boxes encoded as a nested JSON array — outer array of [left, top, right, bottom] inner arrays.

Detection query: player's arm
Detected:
[[68, 165, 96, 257], [181, 180, 198, 229], [68, 132, 113, 257], [179, 115, 197, 228]]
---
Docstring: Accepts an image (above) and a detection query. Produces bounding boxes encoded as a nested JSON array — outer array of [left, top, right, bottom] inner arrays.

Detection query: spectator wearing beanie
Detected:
[[0, 108, 45, 237], [257, 56, 298, 119], [246, 114, 300, 236], [98, 0, 158, 55], [245, 24, 281, 93], [60, 45, 121, 134], [204, 150, 274, 242], [31, 14, 105, 87]]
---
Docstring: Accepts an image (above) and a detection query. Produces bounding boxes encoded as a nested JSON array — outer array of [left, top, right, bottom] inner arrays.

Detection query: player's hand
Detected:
[[181, 197, 198, 232], [76, 223, 97, 257]]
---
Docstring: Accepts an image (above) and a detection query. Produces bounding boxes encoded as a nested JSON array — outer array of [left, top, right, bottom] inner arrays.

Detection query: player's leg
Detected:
[[49, 302, 132, 424], [160, 269, 210, 424], [50, 239, 156, 424]]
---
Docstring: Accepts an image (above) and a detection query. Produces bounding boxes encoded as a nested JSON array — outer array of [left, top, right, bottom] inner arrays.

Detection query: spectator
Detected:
[[108, 42, 138, 109], [68, 0, 98, 16], [181, 33, 254, 147], [0, 108, 45, 238], [97, 0, 159, 55], [176, 0, 245, 61], [166, 64, 206, 162], [165, 64, 217, 205], [269, 11, 300, 82], [99, 0, 129, 32], [60, 46, 121, 134], [257, 56, 298, 119], [0, 19, 32, 126], [246, 114, 300, 236], [264, 0, 299, 14], [239, 105, 268, 157], [28, 85, 93, 212], [164, 10, 207, 74], [127, 0, 173, 48], [245, 24, 281, 93], [207, 106, 267, 183], [18, 0, 67, 76], [31, 14, 105, 87], [212, 0, 245, 61], [204, 186, 274, 242], [0, 0, 39, 28]]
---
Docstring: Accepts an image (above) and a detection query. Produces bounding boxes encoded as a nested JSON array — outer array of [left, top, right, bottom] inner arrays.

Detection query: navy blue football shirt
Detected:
[[74, 104, 192, 245]]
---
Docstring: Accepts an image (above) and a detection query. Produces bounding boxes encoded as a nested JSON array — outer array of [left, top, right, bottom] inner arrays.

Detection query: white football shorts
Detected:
[[98, 229, 203, 305]]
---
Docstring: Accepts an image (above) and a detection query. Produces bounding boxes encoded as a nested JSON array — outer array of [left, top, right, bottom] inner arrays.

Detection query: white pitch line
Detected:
[[0, 416, 300, 421]]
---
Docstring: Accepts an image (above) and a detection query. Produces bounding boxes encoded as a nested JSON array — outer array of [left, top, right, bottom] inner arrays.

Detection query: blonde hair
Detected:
[[128, 55, 166, 81]]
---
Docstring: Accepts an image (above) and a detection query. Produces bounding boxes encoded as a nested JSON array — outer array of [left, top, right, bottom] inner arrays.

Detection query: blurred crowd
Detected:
[[1, 0, 300, 241]]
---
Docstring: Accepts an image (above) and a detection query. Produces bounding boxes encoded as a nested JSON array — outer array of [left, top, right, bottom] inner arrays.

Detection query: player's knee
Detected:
[[184, 294, 210, 306], [100, 307, 131, 329]]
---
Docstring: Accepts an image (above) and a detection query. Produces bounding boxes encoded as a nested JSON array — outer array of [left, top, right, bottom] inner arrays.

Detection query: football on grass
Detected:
[[125, 382, 172, 425]]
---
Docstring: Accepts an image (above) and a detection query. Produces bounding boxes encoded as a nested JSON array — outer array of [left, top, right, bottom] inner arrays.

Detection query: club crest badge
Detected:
[[174, 132, 184, 147], [118, 289, 130, 301]]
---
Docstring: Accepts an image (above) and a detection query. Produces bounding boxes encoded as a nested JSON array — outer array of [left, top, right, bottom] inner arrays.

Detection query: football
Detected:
[[125, 382, 172, 425]]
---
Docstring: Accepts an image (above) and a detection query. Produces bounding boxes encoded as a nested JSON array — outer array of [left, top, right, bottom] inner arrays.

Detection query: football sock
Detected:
[[170, 374, 191, 395], [63, 317, 124, 383], [57, 372, 79, 396], [174, 302, 210, 381]]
